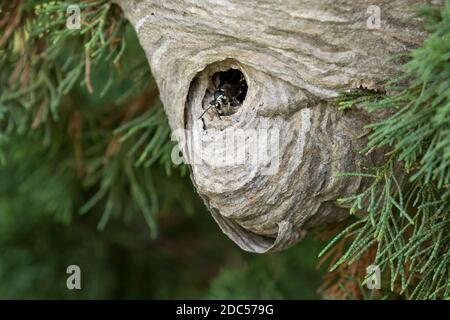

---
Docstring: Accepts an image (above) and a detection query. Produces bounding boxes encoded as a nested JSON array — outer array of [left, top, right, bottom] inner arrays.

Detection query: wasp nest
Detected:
[[115, 0, 429, 253]]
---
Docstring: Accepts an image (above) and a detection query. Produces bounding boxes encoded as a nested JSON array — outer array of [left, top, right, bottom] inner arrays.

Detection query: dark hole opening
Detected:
[[201, 69, 247, 118], [212, 69, 247, 105]]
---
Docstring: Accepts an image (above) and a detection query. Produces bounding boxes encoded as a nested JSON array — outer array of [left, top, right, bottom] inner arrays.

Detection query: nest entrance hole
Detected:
[[202, 68, 248, 118]]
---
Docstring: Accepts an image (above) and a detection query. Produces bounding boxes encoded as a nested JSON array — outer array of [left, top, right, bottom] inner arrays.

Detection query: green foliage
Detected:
[[0, 1, 138, 136], [0, 0, 182, 236], [336, 89, 385, 111], [322, 1, 450, 299]]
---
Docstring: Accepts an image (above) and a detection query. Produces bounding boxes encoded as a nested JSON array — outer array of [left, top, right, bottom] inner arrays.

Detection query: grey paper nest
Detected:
[[116, 0, 428, 252]]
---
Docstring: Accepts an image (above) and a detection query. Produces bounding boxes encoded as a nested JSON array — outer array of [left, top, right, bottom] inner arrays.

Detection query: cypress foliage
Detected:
[[0, 0, 448, 299], [0, 1, 183, 235], [322, 2, 450, 299]]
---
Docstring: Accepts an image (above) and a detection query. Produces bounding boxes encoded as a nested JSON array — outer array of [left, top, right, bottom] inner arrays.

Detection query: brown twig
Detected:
[[84, 48, 95, 94], [0, 1, 23, 48]]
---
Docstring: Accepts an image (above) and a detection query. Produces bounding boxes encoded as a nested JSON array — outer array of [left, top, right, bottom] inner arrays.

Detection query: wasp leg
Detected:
[[216, 109, 223, 120], [214, 105, 223, 120], [198, 103, 215, 119], [201, 117, 207, 130]]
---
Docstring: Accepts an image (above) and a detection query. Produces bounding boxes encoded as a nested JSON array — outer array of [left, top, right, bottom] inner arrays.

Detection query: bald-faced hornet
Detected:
[[198, 69, 247, 120]]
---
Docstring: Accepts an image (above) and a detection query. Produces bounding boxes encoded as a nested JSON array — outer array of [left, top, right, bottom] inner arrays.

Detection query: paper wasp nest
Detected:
[[115, 0, 431, 253]]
